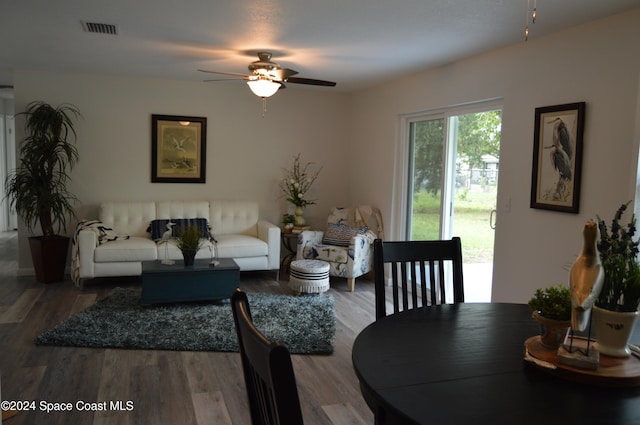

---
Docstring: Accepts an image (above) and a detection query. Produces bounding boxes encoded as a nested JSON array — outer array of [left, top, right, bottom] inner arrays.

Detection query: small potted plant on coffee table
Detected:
[[528, 284, 572, 348], [175, 225, 204, 266]]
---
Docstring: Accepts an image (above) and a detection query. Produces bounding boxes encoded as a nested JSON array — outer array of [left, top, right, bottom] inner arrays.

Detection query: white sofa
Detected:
[[74, 200, 280, 286]]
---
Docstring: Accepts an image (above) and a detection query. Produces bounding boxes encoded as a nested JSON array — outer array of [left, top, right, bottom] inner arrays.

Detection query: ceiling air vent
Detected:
[[81, 21, 118, 35]]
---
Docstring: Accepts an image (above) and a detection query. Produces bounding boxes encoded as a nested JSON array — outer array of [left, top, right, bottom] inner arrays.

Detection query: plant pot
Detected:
[[28, 235, 70, 283], [531, 311, 571, 349], [182, 251, 196, 266], [593, 306, 639, 357]]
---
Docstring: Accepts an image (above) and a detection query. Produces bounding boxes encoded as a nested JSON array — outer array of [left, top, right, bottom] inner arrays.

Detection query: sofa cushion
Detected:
[[94, 237, 158, 262], [322, 223, 368, 246], [209, 200, 259, 236], [158, 239, 215, 261], [216, 234, 268, 258], [100, 202, 157, 237], [156, 201, 210, 221]]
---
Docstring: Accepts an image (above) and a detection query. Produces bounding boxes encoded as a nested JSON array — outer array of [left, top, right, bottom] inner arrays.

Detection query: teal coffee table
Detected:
[[141, 258, 240, 305]]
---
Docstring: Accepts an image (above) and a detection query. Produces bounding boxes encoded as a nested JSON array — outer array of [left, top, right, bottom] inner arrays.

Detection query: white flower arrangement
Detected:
[[279, 153, 322, 208]]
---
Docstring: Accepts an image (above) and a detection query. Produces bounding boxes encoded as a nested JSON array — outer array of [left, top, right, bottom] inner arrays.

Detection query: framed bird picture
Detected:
[[530, 102, 585, 213], [151, 114, 207, 183]]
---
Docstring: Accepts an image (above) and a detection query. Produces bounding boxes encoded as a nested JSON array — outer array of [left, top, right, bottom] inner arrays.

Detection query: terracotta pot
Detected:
[[593, 306, 639, 357], [532, 311, 571, 349]]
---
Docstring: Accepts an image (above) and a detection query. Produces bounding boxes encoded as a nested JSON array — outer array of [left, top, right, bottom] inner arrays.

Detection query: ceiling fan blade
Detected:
[[271, 68, 298, 80], [198, 69, 249, 78], [285, 77, 337, 87]]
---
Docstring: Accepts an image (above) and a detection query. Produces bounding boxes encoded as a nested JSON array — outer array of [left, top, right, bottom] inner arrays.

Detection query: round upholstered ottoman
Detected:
[[289, 259, 330, 294]]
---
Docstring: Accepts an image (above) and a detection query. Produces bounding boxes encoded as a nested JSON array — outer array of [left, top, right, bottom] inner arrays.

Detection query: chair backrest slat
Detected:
[[391, 262, 399, 314], [410, 261, 418, 309], [231, 290, 304, 425], [374, 238, 465, 320]]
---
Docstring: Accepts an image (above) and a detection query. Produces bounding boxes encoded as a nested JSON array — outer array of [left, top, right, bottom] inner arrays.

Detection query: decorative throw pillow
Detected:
[[322, 223, 368, 247], [148, 219, 172, 240], [172, 218, 210, 239], [148, 218, 211, 241]]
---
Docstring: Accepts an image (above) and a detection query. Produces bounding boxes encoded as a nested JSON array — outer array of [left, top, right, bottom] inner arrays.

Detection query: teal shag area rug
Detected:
[[36, 287, 335, 354]]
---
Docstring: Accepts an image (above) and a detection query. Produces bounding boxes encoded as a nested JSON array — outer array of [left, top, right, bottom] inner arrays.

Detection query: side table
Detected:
[[280, 232, 299, 275]]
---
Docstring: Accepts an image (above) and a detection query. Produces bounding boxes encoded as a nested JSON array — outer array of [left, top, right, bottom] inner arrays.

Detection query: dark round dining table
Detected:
[[352, 303, 640, 425]]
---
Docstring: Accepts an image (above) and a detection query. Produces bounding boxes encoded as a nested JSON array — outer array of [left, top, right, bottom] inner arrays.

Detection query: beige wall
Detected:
[[13, 71, 350, 273], [11, 9, 640, 305], [348, 9, 640, 303]]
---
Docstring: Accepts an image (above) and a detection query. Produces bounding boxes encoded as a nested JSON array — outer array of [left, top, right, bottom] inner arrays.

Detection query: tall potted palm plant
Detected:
[[5, 101, 81, 283]]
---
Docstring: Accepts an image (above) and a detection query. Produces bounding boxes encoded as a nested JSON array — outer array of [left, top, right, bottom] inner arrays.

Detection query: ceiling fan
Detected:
[[198, 52, 336, 99]]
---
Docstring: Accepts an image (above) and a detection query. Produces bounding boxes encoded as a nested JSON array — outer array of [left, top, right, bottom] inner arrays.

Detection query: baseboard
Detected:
[[15, 267, 35, 277]]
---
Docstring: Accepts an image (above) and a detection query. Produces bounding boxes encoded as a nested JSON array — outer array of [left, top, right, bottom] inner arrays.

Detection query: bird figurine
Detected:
[[160, 221, 176, 241], [569, 220, 605, 332], [158, 221, 176, 264]]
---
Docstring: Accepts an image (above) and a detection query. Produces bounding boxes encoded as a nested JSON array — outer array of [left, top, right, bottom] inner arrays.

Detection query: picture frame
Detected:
[[151, 114, 207, 183], [530, 102, 585, 213]]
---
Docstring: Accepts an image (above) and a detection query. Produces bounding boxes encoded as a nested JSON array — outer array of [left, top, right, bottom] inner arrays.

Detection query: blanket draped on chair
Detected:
[[350, 206, 384, 240]]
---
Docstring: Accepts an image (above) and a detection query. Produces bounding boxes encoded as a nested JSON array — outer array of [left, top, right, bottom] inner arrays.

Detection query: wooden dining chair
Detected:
[[231, 289, 304, 425], [374, 238, 464, 320]]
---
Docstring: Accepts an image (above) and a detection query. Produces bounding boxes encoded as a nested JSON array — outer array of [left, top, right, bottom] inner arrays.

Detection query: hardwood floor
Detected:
[[0, 231, 376, 424]]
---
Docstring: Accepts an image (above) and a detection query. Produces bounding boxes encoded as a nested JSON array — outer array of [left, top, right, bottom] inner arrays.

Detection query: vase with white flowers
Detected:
[[279, 153, 322, 226], [593, 201, 640, 357]]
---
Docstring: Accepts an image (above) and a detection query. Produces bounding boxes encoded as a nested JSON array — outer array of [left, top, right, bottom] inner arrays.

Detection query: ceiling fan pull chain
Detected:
[[262, 97, 267, 117]]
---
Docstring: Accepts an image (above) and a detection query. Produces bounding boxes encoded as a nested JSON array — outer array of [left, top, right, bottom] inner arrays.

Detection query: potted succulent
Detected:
[[528, 284, 572, 348], [175, 225, 204, 266], [593, 201, 640, 357], [282, 213, 295, 233], [5, 101, 81, 283]]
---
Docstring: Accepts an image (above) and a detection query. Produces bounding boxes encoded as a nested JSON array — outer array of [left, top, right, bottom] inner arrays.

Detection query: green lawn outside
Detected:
[[411, 188, 496, 263]]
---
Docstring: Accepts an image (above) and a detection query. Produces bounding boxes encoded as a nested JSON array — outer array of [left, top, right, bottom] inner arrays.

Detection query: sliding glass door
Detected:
[[404, 103, 502, 301]]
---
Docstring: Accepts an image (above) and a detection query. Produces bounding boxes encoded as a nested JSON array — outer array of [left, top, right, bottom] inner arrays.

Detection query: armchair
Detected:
[[296, 206, 383, 292]]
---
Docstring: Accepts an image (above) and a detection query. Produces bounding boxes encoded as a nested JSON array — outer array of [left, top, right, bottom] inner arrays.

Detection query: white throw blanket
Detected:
[[71, 220, 130, 286]]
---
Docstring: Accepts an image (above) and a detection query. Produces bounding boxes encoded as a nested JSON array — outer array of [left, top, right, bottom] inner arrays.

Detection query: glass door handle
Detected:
[[490, 209, 497, 230]]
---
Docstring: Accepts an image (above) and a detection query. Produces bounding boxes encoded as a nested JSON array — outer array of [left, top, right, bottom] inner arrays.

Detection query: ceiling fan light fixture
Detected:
[[247, 79, 280, 98]]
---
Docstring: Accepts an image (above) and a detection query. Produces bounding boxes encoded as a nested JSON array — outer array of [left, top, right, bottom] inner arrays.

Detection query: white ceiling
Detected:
[[0, 0, 639, 95]]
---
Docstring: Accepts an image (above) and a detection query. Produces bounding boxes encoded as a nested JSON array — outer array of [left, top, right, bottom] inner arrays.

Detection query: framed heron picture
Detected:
[[151, 114, 207, 183], [530, 102, 585, 213]]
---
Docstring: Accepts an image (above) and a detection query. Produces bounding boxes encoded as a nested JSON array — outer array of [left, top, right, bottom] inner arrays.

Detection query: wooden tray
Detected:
[[524, 335, 640, 387]]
